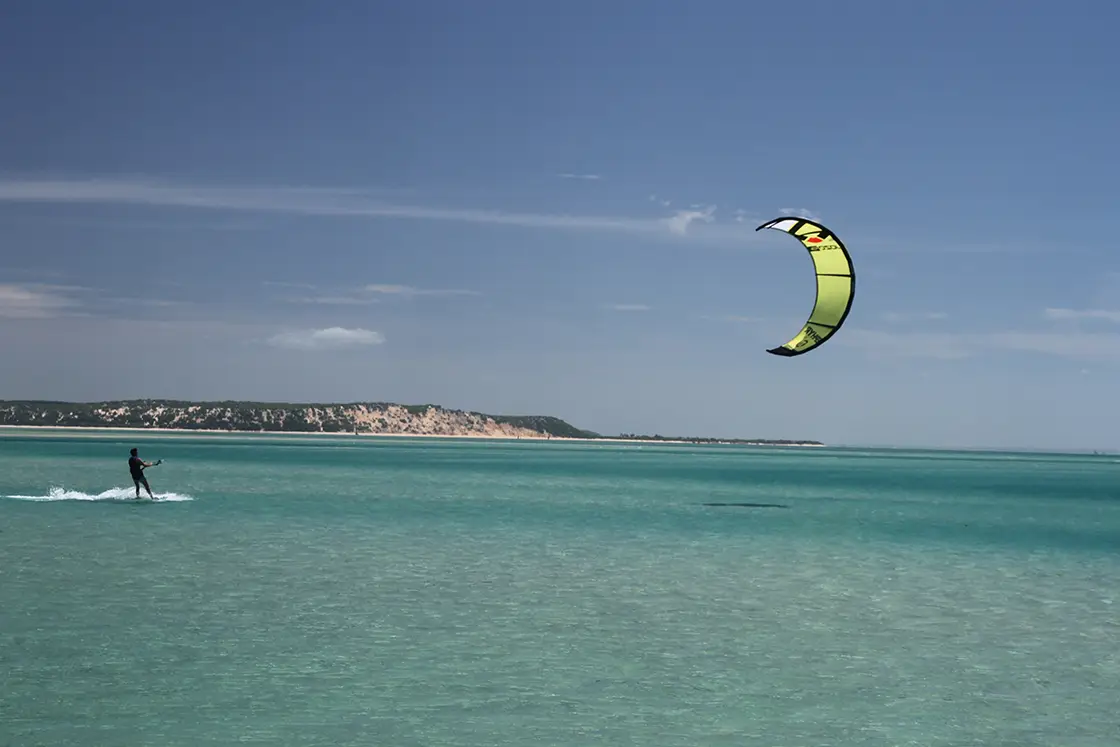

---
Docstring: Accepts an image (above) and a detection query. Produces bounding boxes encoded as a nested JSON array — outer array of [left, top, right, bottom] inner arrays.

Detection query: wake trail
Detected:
[[2, 486, 195, 503]]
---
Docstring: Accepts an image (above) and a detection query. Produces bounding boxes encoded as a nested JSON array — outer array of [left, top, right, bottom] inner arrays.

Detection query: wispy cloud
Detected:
[[0, 266, 66, 280], [607, 303, 650, 312], [840, 326, 1120, 362], [110, 298, 193, 309], [266, 326, 385, 351], [0, 214, 262, 232], [989, 331, 1120, 359], [262, 280, 318, 290], [838, 329, 974, 360], [778, 207, 822, 222], [0, 176, 746, 241], [364, 284, 480, 297], [1043, 308, 1120, 323], [289, 295, 381, 306], [699, 314, 757, 323], [278, 283, 479, 305], [0, 283, 85, 319], [881, 311, 948, 323], [0, 281, 198, 323], [666, 205, 716, 236], [557, 173, 602, 180]]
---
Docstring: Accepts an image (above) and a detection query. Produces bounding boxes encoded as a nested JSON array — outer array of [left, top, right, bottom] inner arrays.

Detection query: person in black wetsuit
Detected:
[[128, 448, 160, 499]]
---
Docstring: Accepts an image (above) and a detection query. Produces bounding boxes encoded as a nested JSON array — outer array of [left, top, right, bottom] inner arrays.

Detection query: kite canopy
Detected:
[[755, 216, 855, 357]]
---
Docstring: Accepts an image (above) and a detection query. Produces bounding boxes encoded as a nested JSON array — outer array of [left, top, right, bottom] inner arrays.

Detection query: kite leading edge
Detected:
[[755, 216, 855, 357]]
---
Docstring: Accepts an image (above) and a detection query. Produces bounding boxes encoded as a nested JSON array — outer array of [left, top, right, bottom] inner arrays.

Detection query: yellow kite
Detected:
[[755, 216, 855, 357]]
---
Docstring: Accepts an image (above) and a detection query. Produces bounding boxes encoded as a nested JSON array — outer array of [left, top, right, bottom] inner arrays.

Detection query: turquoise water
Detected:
[[2, 428, 1118, 746]]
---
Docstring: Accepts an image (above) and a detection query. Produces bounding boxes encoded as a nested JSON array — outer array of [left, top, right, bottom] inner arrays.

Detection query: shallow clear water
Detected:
[[2, 429, 1118, 745]]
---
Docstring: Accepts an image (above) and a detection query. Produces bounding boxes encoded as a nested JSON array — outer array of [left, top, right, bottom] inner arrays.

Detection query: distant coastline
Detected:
[[0, 399, 825, 447]]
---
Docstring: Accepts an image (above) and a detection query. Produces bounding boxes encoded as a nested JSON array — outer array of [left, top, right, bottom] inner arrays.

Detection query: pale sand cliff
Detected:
[[0, 425, 825, 447], [0, 401, 825, 447]]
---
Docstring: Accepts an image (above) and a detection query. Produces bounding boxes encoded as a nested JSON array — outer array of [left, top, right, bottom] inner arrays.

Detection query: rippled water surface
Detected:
[[2, 429, 1118, 745]]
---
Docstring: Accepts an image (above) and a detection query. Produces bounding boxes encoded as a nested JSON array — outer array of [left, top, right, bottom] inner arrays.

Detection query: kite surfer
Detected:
[[128, 448, 161, 500]]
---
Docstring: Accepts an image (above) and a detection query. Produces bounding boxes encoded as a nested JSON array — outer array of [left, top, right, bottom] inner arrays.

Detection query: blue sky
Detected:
[[2, 0, 1118, 449]]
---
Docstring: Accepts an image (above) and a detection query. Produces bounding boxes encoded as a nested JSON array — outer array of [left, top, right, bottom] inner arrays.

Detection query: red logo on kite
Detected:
[[806, 236, 823, 243]]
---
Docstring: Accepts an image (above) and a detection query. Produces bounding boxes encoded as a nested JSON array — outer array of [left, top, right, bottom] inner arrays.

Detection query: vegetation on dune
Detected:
[[495, 414, 600, 439], [614, 433, 823, 445]]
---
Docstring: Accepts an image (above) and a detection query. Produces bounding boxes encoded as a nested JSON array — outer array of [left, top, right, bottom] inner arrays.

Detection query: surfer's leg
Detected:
[[133, 479, 141, 498], [141, 476, 153, 499]]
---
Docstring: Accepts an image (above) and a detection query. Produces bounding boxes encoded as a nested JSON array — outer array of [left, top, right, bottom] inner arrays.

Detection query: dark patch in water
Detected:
[[702, 502, 789, 509]]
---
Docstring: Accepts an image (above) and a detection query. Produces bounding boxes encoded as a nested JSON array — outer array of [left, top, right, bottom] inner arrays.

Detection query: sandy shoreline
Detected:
[[0, 424, 826, 447]]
